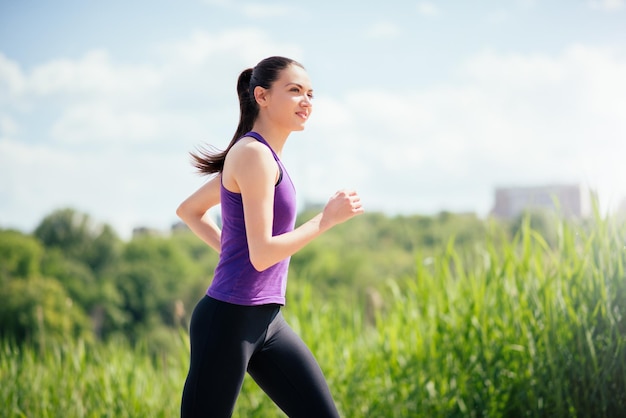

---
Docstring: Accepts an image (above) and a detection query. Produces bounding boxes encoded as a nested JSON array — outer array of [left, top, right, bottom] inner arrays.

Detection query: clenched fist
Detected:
[[320, 189, 364, 231]]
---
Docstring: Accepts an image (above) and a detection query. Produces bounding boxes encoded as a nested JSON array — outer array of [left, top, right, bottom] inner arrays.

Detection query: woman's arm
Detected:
[[228, 140, 363, 271], [176, 174, 222, 253]]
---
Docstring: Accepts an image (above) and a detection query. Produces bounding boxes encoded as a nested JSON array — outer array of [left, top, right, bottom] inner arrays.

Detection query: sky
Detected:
[[1, 0, 625, 238]]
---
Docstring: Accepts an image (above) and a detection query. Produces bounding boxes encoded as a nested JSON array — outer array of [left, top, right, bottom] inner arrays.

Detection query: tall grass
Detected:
[[1, 212, 625, 417]]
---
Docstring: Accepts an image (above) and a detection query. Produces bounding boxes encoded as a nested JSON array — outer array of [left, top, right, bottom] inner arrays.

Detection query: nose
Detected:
[[301, 95, 312, 107]]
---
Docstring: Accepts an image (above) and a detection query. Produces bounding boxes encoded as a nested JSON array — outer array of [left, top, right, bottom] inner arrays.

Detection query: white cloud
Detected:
[[485, 10, 510, 24], [2, 20, 626, 237], [51, 102, 160, 144], [0, 136, 196, 238], [365, 22, 401, 40], [157, 28, 303, 72], [463, 49, 565, 84], [0, 27, 308, 235], [200, 0, 296, 19], [28, 50, 162, 99], [0, 114, 19, 137], [0, 53, 26, 100], [588, 0, 624, 10], [288, 44, 626, 215], [202, 0, 230, 5], [308, 96, 353, 129], [2, 28, 303, 149], [416, 2, 440, 17], [517, 0, 537, 7], [241, 3, 292, 18]]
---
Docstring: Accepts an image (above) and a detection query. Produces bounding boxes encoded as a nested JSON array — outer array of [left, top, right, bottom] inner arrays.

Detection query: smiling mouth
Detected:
[[296, 112, 308, 120]]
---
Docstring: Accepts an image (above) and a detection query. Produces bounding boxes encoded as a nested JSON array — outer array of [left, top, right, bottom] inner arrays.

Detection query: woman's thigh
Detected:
[[247, 313, 340, 418], [181, 297, 279, 417]]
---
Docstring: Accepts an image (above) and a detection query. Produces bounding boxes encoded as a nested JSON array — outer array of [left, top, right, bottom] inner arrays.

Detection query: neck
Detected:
[[251, 121, 290, 157]]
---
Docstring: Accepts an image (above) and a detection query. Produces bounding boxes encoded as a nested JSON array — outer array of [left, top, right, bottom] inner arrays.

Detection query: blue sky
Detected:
[[1, 0, 625, 237]]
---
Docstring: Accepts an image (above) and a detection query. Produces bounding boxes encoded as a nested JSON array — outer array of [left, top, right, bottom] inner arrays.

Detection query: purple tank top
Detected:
[[207, 132, 297, 306]]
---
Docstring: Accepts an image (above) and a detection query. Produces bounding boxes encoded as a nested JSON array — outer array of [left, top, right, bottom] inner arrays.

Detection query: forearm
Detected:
[[176, 174, 222, 253], [178, 210, 221, 253], [248, 190, 363, 271], [249, 212, 327, 271]]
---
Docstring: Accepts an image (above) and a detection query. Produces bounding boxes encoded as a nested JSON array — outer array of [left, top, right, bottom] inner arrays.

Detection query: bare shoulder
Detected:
[[227, 137, 273, 166], [223, 137, 276, 192]]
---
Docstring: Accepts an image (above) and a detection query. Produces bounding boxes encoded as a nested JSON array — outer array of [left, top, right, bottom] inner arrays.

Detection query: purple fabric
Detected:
[[207, 132, 297, 306]]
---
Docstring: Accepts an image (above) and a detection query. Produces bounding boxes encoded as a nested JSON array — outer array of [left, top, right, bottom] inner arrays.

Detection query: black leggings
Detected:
[[181, 296, 340, 417]]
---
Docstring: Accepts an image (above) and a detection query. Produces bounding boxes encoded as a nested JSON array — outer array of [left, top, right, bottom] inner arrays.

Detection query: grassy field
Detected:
[[1, 213, 625, 417]]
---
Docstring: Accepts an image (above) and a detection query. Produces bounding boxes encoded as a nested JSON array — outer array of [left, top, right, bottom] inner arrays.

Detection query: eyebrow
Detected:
[[284, 82, 313, 92]]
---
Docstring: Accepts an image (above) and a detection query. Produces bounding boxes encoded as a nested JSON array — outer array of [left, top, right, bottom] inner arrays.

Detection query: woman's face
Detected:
[[258, 64, 314, 133]]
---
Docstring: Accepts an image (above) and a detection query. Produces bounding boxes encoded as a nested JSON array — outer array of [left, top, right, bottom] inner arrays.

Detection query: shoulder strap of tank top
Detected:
[[244, 131, 280, 162], [244, 131, 285, 185]]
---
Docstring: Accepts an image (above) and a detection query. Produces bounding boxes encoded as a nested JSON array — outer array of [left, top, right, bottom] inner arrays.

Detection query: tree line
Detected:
[[0, 206, 544, 352]]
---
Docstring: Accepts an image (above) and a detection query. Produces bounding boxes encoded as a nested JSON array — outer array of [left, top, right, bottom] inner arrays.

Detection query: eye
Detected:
[[307, 92, 315, 100]]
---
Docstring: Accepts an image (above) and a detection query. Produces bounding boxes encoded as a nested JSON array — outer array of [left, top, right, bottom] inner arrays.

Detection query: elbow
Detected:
[[249, 252, 272, 272], [176, 201, 194, 222], [175, 202, 186, 220]]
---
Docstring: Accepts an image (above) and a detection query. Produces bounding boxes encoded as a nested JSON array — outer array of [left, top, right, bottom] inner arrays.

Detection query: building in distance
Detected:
[[491, 184, 591, 220]]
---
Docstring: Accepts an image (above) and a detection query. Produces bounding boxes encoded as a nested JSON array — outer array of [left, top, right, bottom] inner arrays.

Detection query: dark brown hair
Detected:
[[190, 56, 305, 175]]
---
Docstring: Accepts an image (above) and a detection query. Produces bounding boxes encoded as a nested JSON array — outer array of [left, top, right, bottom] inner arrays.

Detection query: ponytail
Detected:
[[190, 56, 303, 175]]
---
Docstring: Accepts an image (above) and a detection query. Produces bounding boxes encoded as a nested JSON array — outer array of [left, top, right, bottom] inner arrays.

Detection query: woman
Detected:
[[177, 56, 364, 417]]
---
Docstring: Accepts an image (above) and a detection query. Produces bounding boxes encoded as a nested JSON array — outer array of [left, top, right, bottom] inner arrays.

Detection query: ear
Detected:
[[253, 86, 269, 107]]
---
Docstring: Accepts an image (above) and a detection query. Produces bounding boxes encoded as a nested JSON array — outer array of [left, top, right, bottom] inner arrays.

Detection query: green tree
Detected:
[[0, 229, 43, 280], [40, 248, 99, 312], [0, 229, 93, 344], [0, 276, 91, 345], [31, 208, 125, 339], [34, 208, 121, 272], [104, 235, 199, 342]]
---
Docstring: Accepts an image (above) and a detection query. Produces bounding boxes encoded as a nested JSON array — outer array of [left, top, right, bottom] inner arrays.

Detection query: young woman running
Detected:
[[177, 56, 364, 417]]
